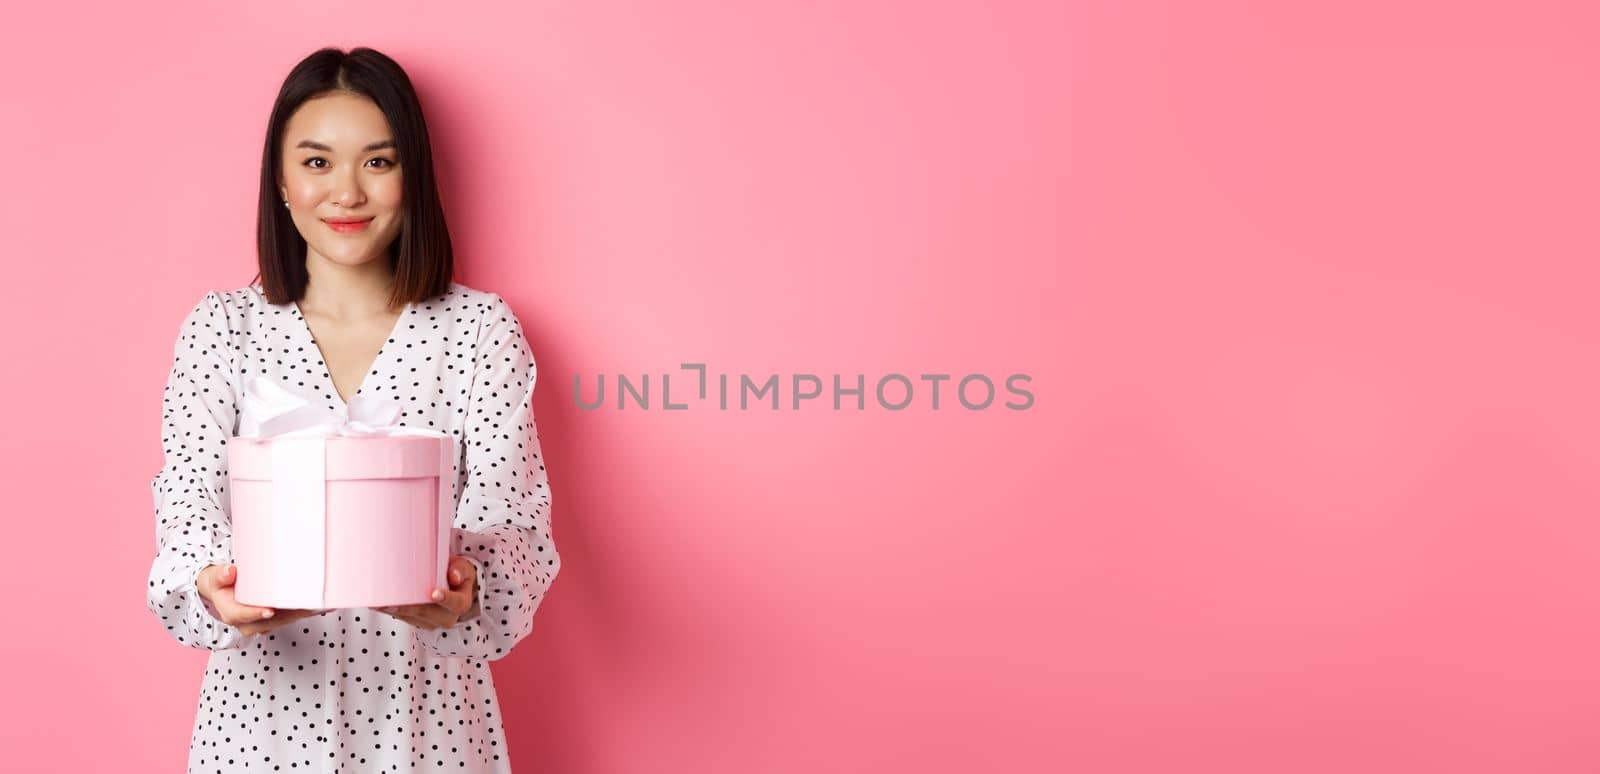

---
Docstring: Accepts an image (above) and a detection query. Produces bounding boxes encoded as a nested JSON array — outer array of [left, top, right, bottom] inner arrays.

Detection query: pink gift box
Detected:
[[226, 434, 456, 609]]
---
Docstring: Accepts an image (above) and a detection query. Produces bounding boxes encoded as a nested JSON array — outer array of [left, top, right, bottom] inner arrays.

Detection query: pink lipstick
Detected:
[[324, 217, 373, 234]]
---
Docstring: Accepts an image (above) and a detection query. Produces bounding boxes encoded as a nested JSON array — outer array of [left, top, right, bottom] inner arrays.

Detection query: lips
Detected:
[[324, 217, 373, 234]]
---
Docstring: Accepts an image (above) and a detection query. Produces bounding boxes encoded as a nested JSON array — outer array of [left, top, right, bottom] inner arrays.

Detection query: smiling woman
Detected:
[[145, 47, 560, 774], [256, 47, 453, 311]]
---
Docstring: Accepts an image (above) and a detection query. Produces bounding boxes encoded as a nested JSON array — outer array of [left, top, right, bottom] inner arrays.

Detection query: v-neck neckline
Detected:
[[290, 297, 413, 409]]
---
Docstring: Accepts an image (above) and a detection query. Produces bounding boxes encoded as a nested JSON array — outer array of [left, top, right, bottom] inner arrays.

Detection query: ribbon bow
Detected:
[[239, 375, 448, 440]]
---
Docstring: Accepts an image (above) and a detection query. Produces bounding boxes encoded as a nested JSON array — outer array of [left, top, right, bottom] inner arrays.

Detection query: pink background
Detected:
[[2, 1, 1597, 772]]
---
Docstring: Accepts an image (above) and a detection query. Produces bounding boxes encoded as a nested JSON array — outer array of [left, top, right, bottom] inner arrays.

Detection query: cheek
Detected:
[[372, 175, 404, 208], [284, 176, 323, 205]]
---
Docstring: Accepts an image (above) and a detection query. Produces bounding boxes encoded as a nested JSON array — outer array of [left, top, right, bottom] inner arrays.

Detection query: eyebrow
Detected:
[[293, 139, 397, 152]]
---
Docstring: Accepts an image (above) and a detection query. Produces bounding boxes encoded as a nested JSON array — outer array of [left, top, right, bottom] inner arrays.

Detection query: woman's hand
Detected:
[[196, 564, 327, 636], [373, 556, 478, 630]]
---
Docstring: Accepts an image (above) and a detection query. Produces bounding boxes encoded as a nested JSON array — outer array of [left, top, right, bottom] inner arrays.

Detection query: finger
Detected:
[[377, 602, 448, 629], [197, 564, 227, 595], [218, 599, 275, 625], [239, 608, 320, 635], [268, 610, 320, 627], [376, 605, 439, 630], [388, 609, 437, 630], [229, 608, 278, 627], [430, 585, 472, 615], [231, 603, 276, 622], [448, 556, 476, 589], [213, 588, 277, 626]]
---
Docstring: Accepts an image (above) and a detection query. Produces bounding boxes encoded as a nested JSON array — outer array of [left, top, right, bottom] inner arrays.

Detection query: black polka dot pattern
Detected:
[[146, 281, 560, 772]]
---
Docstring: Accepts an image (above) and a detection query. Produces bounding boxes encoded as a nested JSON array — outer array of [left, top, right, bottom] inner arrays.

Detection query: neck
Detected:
[[301, 249, 400, 318]]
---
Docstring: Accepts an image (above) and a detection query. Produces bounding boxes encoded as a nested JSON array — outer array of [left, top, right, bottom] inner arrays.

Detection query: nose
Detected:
[[330, 169, 365, 208]]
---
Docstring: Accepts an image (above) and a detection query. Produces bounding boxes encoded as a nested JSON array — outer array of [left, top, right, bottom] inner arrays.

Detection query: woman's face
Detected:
[[278, 92, 404, 270]]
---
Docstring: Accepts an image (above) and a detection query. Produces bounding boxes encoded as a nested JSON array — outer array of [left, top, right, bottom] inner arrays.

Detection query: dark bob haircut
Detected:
[[254, 47, 453, 308]]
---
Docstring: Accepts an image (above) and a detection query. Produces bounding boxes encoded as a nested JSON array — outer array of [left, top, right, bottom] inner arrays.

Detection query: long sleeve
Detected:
[[414, 293, 561, 662], [146, 291, 247, 651]]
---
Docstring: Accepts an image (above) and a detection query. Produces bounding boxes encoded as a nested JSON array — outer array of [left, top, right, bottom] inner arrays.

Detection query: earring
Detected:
[[282, 200, 289, 208]]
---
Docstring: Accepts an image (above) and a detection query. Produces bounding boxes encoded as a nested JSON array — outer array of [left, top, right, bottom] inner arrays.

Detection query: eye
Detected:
[[302, 157, 328, 169], [368, 157, 396, 169]]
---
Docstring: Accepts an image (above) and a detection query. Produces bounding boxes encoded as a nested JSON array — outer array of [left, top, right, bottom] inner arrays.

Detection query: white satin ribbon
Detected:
[[239, 374, 449, 440], [238, 376, 453, 607], [269, 438, 326, 607]]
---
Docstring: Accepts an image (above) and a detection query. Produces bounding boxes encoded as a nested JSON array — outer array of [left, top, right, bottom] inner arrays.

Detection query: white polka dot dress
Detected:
[[146, 281, 561, 773]]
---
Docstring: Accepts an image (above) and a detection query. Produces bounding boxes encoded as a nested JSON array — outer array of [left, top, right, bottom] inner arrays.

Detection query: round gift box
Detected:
[[225, 434, 455, 609]]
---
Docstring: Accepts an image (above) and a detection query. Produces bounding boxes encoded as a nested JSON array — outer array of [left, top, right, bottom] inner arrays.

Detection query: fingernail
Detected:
[[450, 570, 460, 584], [261, 610, 274, 619], [432, 589, 444, 601]]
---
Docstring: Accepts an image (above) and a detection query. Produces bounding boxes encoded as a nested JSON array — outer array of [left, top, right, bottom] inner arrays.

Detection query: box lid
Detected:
[[227, 435, 455, 481]]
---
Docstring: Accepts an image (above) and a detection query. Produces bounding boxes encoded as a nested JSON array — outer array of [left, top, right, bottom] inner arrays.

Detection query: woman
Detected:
[[145, 47, 560, 772]]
